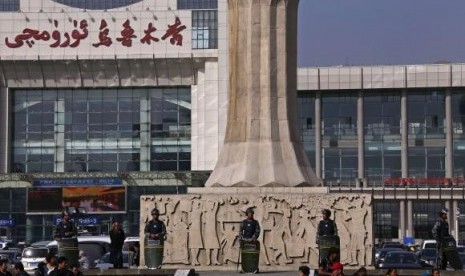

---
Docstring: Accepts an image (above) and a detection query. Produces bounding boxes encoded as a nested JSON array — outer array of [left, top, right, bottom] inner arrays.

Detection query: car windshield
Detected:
[[424, 243, 437, 248], [380, 248, 405, 258], [385, 252, 417, 264], [421, 249, 437, 258], [22, 248, 48, 258]]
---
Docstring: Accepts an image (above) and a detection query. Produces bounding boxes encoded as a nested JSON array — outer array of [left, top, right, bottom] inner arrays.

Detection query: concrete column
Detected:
[[407, 200, 413, 238], [315, 92, 322, 179], [55, 98, 65, 172], [139, 93, 151, 171], [206, 0, 319, 187], [399, 200, 406, 239], [452, 200, 459, 239], [401, 90, 408, 178], [357, 90, 364, 180], [445, 89, 453, 178], [0, 87, 9, 173]]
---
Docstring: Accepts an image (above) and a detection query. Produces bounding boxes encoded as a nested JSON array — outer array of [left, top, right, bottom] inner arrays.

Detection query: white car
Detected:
[[47, 235, 111, 269], [94, 251, 130, 269], [20, 247, 48, 272]]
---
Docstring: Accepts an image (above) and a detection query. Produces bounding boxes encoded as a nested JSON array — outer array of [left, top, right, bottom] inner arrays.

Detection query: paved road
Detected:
[[198, 271, 298, 276]]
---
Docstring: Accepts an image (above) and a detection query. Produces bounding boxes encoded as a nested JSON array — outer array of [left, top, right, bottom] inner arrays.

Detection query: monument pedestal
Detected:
[[139, 188, 373, 271]]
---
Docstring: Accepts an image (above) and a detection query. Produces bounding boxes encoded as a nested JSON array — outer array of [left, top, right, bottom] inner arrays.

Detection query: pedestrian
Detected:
[[432, 208, 456, 270], [45, 253, 57, 275], [317, 249, 339, 276], [14, 262, 30, 276], [330, 262, 345, 276], [352, 266, 368, 276], [78, 251, 89, 270], [432, 268, 440, 276], [128, 242, 140, 267], [54, 256, 72, 276], [69, 264, 83, 276], [145, 208, 166, 241], [0, 259, 12, 276], [298, 265, 310, 276], [33, 262, 46, 276], [385, 268, 398, 276], [53, 211, 77, 239], [109, 220, 126, 268], [238, 207, 260, 242], [316, 209, 338, 244]]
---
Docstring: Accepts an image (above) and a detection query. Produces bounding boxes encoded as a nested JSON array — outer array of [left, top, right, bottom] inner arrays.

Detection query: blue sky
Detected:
[[298, 0, 465, 67]]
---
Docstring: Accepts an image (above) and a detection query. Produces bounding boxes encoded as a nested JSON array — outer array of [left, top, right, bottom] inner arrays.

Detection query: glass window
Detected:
[[150, 88, 191, 171], [298, 92, 316, 167], [192, 10, 218, 49], [322, 148, 357, 184], [52, 0, 143, 10], [177, 0, 218, 10], [0, 0, 19, 12], [365, 142, 401, 184], [374, 202, 399, 240], [452, 90, 465, 136], [364, 91, 401, 139], [12, 88, 191, 173], [407, 90, 445, 139], [413, 201, 443, 239], [454, 141, 465, 178], [408, 147, 445, 178], [321, 92, 357, 140]]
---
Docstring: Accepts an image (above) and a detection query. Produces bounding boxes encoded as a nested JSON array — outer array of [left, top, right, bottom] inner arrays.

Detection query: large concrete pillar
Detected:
[[0, 87, 9, 173], [206, 0, 320, 187], [315, 92, 322, 179]]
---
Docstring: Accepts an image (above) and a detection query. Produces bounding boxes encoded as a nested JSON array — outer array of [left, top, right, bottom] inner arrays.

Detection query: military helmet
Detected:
[[322, 209, 331, 217], [151, 208, 160, 215], [245, 207, 254, 214]]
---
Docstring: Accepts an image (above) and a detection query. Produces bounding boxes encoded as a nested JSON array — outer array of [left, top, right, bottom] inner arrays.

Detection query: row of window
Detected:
[[299, 89, 465, 182], [12, 88, 191, 173], [0, 0, 218, 11]]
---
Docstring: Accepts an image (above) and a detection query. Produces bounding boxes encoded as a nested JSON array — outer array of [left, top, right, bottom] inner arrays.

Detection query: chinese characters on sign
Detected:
[[5, 16, 187, 49]]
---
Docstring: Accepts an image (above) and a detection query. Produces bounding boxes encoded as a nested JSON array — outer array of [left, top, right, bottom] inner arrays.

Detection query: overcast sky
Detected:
[[297, 0, 465, 67]]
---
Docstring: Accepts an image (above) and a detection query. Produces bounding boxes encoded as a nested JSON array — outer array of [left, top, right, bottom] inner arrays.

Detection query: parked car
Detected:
[[375, 248, 406, 268], [47, 235, 110, 269], [421, 239, 437, 250], [20, 247, 49, 272], [94, 251, 130, 269], [379, 251, 431, 269], [417, 248, 438, 267]]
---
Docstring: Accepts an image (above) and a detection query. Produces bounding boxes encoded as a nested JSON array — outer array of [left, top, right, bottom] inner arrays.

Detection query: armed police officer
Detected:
[[145, 208, 166, 241], [432, 208, 458, 270], [316, 209, 339, 263], [53, 211, 78, 239], [238, 207, 260, 273], [317, 209, 337, 243], [144, 208, 166, 269], [239, 207, 260, 241]]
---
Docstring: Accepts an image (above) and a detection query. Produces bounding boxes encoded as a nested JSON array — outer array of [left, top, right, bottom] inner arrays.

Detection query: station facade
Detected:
[[0, 0, 464, 245]]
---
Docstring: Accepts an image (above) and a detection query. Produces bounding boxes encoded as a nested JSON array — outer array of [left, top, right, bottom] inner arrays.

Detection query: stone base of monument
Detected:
[[139, 187, 374, 271], [78, 269, 195, 276]]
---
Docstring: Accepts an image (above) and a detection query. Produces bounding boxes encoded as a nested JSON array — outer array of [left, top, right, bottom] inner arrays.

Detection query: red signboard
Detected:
[[5, 16, 186, 49]]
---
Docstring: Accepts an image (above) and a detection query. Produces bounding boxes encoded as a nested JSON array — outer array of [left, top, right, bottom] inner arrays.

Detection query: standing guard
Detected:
[[432, 208, 461, 270], [144, 208, 166, 269], [238, 207, 260, 274], [317, 209, 340, 263], [53, 211, 79, 268]]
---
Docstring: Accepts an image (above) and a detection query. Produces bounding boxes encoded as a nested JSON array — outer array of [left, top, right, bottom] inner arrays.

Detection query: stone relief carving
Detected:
[[140, 193, 373, 269]]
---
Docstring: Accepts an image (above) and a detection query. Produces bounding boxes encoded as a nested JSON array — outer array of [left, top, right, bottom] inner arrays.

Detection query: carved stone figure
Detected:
[[140, 192, 373, 270], [203, 200, 222, 265], [187, 200, 203, 265]]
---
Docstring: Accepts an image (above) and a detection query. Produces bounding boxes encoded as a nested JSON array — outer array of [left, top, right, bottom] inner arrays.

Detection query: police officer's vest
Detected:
[[147, 220, 164, 235], [437, 219, 450, 239], [241, 219, 258, 239], [318, 219, 336, 236]]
